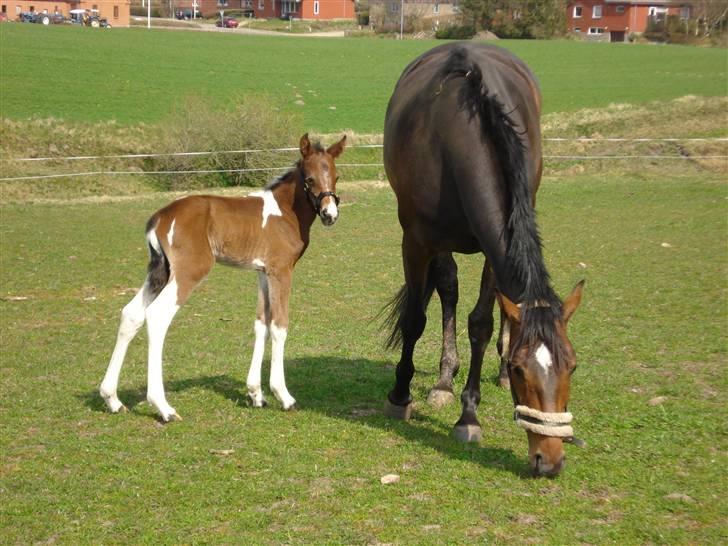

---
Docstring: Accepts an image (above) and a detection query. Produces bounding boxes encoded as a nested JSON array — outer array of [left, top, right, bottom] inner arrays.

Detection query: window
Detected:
[[258, 0, 264, 10], [433, 2, 439, 14], [587, 27, 604, 34], [573, 5, 582, 17], [113, 4, 118, 17], [313, 0, 319, 14], [217, 0, 229, 6], [615, 5, 625, 14], [15, 4, 20, 14], [592, 5, 602, 18], [1, 4, 6, 12], [680, 6, 690, 19], [390, 2, 399, 13], [574, 27, 581, 32]]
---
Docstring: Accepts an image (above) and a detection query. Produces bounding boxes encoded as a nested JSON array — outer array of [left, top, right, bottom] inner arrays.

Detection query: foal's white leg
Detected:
[[247, 272, 270, 407], [247, 319, 268, 407], [145, 278, 181, 422], [100, 284, 148, 413], [269, 321, 296, 410]]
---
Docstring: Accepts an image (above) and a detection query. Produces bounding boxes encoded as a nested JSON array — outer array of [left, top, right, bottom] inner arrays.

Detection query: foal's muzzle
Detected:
[[315, 192, 340, 226]]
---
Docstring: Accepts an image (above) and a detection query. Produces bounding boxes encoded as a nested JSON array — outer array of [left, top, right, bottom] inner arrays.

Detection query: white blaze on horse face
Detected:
[[535, 343, 553, 374], [322, 198, 338, 223], [166, 218, 176, 247], [250, 190, 282, 228]]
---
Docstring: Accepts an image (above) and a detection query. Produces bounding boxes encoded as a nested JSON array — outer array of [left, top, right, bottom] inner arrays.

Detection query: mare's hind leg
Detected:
[[385, 235, 433, 420], [246, 272, 270, 408], [100, 282, 151, 413], [496, 309, 511, 389], [453, 261, 497, 443], [427, 253, 460, 409]]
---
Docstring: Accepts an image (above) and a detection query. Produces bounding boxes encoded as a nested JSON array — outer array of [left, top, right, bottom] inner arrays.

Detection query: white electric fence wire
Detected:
[[1, 138, 726, 163]]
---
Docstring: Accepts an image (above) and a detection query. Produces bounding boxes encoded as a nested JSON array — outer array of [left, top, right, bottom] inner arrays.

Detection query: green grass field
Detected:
[[1, 175, 727, 544], [1, 23, 727, 544], [1, 24, 726, 132]]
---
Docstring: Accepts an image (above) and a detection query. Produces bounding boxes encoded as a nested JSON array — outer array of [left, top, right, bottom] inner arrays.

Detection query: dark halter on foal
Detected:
[[300, 170, 340, 215]]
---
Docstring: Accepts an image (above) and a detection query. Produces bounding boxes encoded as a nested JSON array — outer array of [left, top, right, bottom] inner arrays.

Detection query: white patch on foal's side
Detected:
[[147, 225, 162, 254], [250, 190, 282, 228], [166, 218, 176, 246], [535, 344, 553, 373]]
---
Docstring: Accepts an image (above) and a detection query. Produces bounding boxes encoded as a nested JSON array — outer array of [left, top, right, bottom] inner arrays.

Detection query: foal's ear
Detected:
[[300, 133, 312, 158], [562, 280, 585, 324], [496, 291, 521, 324], [327, 135, 347, 159]]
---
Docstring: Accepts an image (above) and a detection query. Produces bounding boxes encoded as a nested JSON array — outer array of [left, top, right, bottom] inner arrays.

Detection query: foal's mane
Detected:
[[263, 142, 326, 192], [440, 46, 566, 368]]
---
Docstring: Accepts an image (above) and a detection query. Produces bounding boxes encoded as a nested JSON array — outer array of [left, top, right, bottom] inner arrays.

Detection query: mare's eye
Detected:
[[510, 364, 524, 378], [569, 365, 578, 376]]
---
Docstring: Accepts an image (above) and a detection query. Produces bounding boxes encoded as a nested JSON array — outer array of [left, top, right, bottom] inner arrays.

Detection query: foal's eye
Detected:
[[305, 177, 314, 185]]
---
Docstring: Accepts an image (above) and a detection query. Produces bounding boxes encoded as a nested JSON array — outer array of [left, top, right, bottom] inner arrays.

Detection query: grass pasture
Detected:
[[1, 24, 727, 132], [1, 174, 727, 544]]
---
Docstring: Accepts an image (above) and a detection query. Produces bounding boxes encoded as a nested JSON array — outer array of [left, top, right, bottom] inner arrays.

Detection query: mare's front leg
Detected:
[[427, 253, 460, 409], [266, 269, 296, 410], [246, 272, 270, 408], [453, 262, 497, 442], [385, 235, 433, 420]]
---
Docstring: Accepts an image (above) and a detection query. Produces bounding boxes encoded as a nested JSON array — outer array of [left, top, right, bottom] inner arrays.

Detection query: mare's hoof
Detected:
[[427, 389, 455, 409], [453, 424, 482, 443], [384, 400, 413, 421]]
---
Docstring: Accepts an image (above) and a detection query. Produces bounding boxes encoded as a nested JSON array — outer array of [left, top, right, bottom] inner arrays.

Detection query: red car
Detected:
[[216, 17, 238, 28]]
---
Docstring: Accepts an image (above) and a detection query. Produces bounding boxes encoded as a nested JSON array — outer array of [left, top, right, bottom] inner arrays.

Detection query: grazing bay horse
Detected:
[[100, 134, 346, 422], [383, 43, 584, 477]]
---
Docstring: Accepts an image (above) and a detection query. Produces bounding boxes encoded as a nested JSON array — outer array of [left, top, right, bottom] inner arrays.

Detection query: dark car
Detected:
[[176, 9, 202, 20], [216, 16, 238, 28]]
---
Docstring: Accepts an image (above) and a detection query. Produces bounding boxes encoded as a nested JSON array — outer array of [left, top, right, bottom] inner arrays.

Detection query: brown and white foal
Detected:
[[100, 134, 346, 421]]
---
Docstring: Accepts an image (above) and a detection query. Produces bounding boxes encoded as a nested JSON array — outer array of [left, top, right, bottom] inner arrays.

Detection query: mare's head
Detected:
[[299, 133, 346, 226], [497, 281, 584, 477]]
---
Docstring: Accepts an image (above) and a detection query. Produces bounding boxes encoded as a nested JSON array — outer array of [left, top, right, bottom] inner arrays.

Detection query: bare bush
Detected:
[[149, 96, 303, 190]]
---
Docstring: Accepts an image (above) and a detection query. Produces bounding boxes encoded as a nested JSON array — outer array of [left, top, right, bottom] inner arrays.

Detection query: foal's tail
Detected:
[[144, 214, 171, 301]]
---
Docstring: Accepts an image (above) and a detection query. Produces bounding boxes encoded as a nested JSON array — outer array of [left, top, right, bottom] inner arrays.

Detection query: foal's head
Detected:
[[497, 281, 584, 477], [299, 133, 347, 226]]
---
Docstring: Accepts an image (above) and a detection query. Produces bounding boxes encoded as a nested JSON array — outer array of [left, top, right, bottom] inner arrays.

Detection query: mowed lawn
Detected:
[[1, 175, 726, 544], [0, 24, 726, 132]]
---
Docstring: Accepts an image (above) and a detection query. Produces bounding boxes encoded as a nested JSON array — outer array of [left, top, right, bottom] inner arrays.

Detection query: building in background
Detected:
[[567, 0, 692, 41], [5, 0, 130, 25]]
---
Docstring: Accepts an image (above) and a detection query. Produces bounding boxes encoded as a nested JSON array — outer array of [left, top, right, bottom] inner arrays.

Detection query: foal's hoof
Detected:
[[283, 402, 298, 412], [163, 412, 183, 423], [498, 375, 511, 390], [384, 400, 413, 421], [246, 394, 268, 408], [427, 389, 455, 409], [453, 424, 482, 443]]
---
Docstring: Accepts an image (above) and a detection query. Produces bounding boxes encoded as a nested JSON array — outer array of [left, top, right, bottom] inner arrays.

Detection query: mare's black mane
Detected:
[[441, 46, 566, 367]]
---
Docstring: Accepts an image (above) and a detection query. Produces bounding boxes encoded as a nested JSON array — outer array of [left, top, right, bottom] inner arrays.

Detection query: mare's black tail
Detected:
[[380, 262, 437, 350]]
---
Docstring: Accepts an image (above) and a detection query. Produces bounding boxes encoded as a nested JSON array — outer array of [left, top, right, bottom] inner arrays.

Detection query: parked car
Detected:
[[216, 16, 238, 28], [176, 9, 202, 20]]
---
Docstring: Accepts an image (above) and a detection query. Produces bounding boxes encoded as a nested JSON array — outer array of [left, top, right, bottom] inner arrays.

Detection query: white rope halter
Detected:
[[514, 405, 574, 438]]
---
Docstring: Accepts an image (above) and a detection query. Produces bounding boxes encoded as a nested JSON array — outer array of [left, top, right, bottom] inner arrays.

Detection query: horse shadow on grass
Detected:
[[81, 355, 528, 477]]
